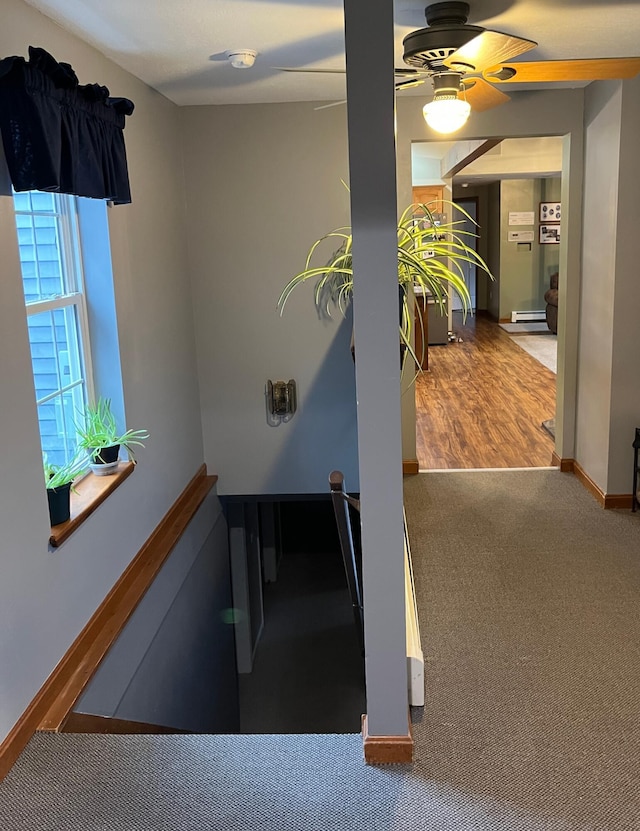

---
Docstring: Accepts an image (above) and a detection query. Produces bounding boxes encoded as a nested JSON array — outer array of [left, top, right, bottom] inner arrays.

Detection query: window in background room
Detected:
[[12, 190, 94, 468]]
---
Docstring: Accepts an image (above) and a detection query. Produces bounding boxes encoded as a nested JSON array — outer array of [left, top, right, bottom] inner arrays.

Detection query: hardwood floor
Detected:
[[415, 313, 557, 469]]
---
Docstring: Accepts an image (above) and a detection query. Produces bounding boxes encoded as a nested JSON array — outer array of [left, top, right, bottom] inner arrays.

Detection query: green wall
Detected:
[[497, 177, 561, 320], [541, 178, 562, 285]]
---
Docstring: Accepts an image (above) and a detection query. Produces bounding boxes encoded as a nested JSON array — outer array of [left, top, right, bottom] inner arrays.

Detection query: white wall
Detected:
[[182, 103, 358, 495], [0, 0, 204, 745], [458, 137, 562, 181], [411, 154, 444, 185]]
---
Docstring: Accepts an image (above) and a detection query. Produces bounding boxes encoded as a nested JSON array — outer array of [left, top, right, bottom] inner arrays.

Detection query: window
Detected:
[[12, 191, 93, 468]]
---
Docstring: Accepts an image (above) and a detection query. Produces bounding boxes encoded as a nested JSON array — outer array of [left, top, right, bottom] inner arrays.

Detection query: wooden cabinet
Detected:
[[412, 185, 444, 213], [414, 295, 429, 370]]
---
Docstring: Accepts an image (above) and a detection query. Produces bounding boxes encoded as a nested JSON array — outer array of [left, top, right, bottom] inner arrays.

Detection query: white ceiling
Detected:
[[21, 0, 640, 107], [412, 136, 564, 184], [455, 136, 563, 182]]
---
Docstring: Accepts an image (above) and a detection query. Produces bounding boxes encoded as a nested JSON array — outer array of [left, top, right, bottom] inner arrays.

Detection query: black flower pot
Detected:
[[47, 483, 71, 526], [91, 444, 120, 465]]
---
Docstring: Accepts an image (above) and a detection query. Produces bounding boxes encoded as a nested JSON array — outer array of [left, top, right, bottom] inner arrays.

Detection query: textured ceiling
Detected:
[[21, 0, 640, 106]]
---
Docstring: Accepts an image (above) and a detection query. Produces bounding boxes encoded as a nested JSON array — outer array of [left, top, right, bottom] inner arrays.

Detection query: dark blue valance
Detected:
[[0, 46, 134, 204]]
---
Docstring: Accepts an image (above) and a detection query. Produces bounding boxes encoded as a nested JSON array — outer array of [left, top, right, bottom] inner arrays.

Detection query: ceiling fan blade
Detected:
[[273, 66, 345, 74], [485, 58, 640, 84], [313, 100, 347, 111], [395, 76, 427, 91], [394, 68, 421, 76], [445, 30, 537, 74], [461, 77, 510, 111], [275, 66, 418, 78]]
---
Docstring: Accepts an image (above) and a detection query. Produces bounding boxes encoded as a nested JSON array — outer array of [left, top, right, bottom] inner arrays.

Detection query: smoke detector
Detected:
[[226, 50, 257, 69]]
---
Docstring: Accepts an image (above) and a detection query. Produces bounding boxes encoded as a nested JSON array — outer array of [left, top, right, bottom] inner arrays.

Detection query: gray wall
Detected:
[[182, 103, 358, 496], [608, 77, 640, 493], [75, 492, 237, 733], [453, 178, 560, 322], [0, 0, 204, 745], [487, 182, 502, 321], [577, 77, 640, 494], [183, 89, 585, 486], [3, 0, 638, 752], [451, 184, 491, 311], [576, 81, 620, 487]]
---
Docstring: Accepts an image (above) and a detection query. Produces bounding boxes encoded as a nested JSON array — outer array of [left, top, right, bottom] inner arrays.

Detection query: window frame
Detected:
[[14, 190, 95, 465]]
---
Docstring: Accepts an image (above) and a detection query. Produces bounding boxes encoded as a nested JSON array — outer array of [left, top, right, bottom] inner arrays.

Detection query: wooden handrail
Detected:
[[39, 465, 217, 731], [0, 463, 216, 782], [329, 470, 360, 512]]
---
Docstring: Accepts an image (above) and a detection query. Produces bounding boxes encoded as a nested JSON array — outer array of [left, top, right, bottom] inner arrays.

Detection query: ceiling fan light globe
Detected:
[[423, 97, 470, 134]]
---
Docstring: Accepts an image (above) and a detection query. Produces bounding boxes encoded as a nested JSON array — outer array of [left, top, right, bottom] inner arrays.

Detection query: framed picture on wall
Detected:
[[539, 224, 561, 244], [540, 202, 561, 222]]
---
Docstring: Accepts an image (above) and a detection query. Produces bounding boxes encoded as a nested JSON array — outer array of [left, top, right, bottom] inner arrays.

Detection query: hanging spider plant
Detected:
[[278, 200, 493, 369]]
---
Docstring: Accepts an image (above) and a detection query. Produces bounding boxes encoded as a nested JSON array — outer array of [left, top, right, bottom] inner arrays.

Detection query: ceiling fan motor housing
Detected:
[[403, 25, 483, 70], [403, 2, 481, 71], [425, 1, 470, 26]]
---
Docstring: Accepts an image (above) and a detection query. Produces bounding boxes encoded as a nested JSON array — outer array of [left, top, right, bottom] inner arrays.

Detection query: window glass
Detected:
[[13, 191, 92, 468]]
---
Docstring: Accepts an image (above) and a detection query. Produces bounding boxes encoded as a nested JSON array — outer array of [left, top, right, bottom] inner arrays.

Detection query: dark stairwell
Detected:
[[239, 499, 365, 734]]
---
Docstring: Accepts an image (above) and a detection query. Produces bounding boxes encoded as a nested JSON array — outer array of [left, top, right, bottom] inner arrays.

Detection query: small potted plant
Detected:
[[44, 452, 88, 526], [76, 398, 149, 476]]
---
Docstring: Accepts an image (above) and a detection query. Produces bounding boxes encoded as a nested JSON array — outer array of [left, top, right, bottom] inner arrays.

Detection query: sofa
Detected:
[[544, 272, 559, 334]]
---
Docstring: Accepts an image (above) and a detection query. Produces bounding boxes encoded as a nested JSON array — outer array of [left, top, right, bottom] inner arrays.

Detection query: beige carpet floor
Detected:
[[404, 469, 640, 830]]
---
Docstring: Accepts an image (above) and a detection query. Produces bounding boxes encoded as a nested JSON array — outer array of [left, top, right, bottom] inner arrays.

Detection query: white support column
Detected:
[[344, 0, 409, 742]]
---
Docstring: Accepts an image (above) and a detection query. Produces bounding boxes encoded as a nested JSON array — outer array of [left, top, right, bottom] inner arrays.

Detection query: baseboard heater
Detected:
[[404, 509, 424, 708], [511, 310, 546, 323]]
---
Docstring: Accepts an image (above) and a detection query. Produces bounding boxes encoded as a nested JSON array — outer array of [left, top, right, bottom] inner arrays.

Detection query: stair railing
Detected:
[[329, 470, 364, 657]]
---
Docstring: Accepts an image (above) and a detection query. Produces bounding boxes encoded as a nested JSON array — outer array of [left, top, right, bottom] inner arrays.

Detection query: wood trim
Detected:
[[556, 457, 632, 508], [50, 462, 135, 547], [362, 714, 413, 764], [603, 493, 634, 510], [40, 463, 216, 731], [0, 463, 216, 782], [60, 712, 188, 735], [403, 459, 420, 475], [552, 452, 575, 473], [573, 460, 606, 507]]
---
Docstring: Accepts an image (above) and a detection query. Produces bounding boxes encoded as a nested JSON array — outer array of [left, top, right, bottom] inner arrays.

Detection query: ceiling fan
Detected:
[[275, 1, 640, 133]]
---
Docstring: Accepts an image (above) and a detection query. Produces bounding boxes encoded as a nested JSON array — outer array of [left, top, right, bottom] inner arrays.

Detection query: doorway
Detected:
[[410, 138, 562, 471], [452, 197, 477, 312]]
